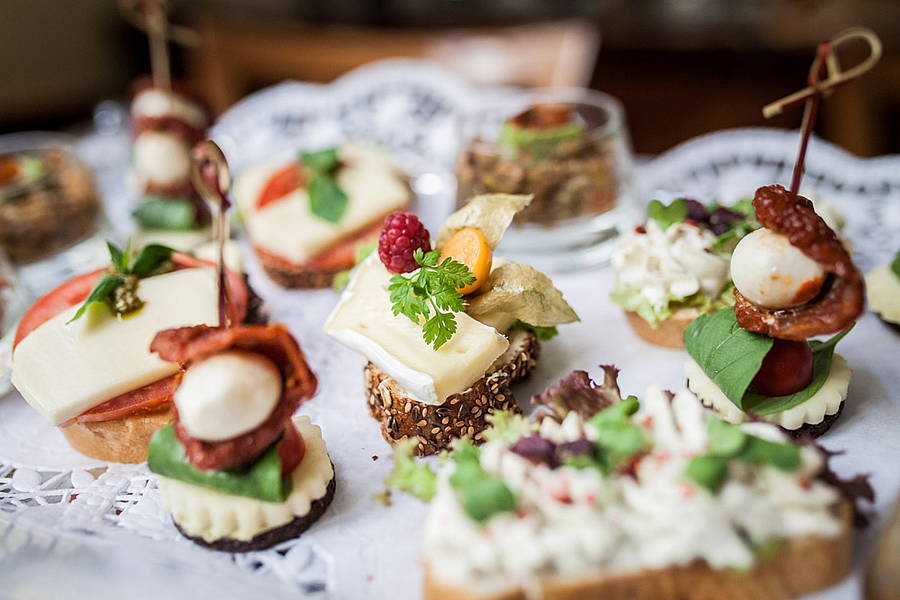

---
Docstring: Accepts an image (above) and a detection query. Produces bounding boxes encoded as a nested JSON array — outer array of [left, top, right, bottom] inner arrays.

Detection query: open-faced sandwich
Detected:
[[865, 248, 900, 329], [388, 367, 870, 600], [0, 147, 99, 262], [10, 240, 261, 462], [147, 322, 333, 552], [610, 197, 760, 348], [685, 185, 863, 437], [130, 79, 212, 251], [325, 195, 578, 455], [234, 142, 412, 288]]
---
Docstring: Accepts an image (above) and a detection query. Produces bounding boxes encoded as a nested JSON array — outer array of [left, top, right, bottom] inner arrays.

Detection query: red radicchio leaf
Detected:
[[531, 365, 623, 421]]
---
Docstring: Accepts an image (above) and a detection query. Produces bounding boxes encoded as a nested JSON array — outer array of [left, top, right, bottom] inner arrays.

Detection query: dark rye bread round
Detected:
[[782, 401, 845, 439], [365, 329, 540, 456], [258, 255, 343, 289], [174, 473, 336, 553]]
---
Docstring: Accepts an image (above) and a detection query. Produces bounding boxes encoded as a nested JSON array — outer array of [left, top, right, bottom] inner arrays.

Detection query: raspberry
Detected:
[[378, 211, 431, 273]]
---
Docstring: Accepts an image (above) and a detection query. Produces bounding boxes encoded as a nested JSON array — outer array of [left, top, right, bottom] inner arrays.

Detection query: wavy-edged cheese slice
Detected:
[[866, 264, 900, 324], [324, 255, 509, 405], [157, 416, 333, 542], [685, 355, 850, 429], [12, 268, 220, 425], [234, 143, 409, 265]]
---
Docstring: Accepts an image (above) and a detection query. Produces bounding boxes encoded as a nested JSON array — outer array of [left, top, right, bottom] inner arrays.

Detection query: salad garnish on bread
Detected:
[[234, 142, 412, 288], [388, 367, 871, 600], [324, 194, 578, 455]]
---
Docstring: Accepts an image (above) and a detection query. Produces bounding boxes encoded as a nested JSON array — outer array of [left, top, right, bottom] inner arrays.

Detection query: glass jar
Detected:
[[455, 88, 636, 271]]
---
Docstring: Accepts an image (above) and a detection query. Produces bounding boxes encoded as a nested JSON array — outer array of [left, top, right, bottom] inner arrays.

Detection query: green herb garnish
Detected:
[[388, 248, 475, 350], [385, 438, 437, 502], [647, 199, 687, 230], [684, 418, 800, 493], [482, 411, 535, 444], [68, 240, 174, 324], [890, 249, 900, 280], [587, 395, 645, 467], [499, 121, 583, 159], [133, 196, 198, 231], [449, 440, 516, 522], [514, 320, 559, 340], [300, 148, 348, 223], [332, 239, 378, 291]]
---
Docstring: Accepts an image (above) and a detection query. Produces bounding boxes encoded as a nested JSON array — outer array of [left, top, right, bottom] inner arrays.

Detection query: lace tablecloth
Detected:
[[2, 61, 899, 600]]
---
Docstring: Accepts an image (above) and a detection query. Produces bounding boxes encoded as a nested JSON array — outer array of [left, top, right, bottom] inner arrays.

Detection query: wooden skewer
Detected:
[[190, 141, 232, 328], [763, 27, 882, 119], [118, 0, 199, 47], [145, 1, 171, 90]]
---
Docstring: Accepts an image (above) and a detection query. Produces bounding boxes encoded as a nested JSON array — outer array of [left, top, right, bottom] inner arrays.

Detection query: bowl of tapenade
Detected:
[[456, 91, 632, 230], [0, 143, 100, 263]]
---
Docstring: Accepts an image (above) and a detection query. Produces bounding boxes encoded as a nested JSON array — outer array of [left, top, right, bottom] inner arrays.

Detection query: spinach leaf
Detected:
[[133, 196, 198, 231], [66, 274, 122, 324], [647, 199, 687, 230], [684, 308, 774, 409], [148, 425, 292, 502]]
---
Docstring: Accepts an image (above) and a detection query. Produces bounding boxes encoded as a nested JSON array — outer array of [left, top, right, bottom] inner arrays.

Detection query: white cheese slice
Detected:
[[866, 264, 900, 324], [234, 143, 409, 265], [324, 255, 509, 405], [12, 268, 220, 425]]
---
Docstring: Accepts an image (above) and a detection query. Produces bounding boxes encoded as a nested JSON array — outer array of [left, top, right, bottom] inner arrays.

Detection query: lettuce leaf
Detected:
[[385, 438, 437, 502], [532, 365, 624, 421], [609, 285, 720, 328]]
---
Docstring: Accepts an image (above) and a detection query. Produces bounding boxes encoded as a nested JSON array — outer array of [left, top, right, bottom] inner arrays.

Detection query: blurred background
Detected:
[[2, 0, 900, 156]]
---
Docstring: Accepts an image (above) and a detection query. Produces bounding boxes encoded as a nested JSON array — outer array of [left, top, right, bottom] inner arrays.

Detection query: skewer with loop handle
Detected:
[[762, 27, 882, 195], [191, 141, 233, 328]]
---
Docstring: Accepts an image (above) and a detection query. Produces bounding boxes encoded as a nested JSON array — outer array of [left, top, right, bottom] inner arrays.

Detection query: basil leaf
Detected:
[[647, 199, 687, 230], [684, 308, 774, 410], [307, 173, 348, 223], [707, 418, 748, 456], [300, 148, 340, 173], [890, 249, 900, 281], [737, 436, 800, 470], [684, 455, 729, 493], [133, 196, 198, 231], [130, 244, 175, 278], [148, 425, 291, 502], [107, 241, 126, 273], [67, 274, 122, 324]]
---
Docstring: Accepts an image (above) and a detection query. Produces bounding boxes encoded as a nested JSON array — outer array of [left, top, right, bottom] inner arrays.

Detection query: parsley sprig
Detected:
[[388, 248, 475, 350]]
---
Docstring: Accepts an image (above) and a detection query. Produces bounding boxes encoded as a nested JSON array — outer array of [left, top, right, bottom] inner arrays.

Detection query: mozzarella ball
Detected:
[[133, 131, 191, 186], [132, 88, 208, 130], [730, 228, 826, 309], [174, 350, 282, 442]]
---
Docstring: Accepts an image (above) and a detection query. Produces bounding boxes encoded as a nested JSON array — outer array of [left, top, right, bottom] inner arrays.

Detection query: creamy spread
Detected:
[[157, 416, 333, 542], [174, 350, 282, 442], [132, 88, 208, 130], [424, 388, 842, 594], [866, 264, 900, 324], [612, 221, 728, 312], [324, 255, 508, 405], [234, 143, 409, 265], [685, 356, 850, 429]]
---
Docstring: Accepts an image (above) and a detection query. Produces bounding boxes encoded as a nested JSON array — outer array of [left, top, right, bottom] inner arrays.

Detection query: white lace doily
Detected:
[[2, 60, 898, 600]]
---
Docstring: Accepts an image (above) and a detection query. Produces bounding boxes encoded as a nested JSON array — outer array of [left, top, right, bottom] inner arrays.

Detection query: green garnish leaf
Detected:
[[515, 320, 559, 340], [385, 438, 437, 501], [307, 173, 349, 223], [647, 199, 687, 230], [482, 411, 535, 444], [684, 308, 774, 410], [685, 455, 729, 493], [891, 250, 900, 280], [133, 196, 198, 231], [707, 418, 748, 456], [587, 396, 644, 466], [448, 440, 516, 522], [130, 243, 174, 278], [147, 425, 291, 502], [388, 248, 475, 349], [738, 436, 800, 471], [300, 148, 341, 172], [66, 274, 122, 324], [107, 240, 127, 273], [499, 121, 583, 159], [729, 198, 755, 216]]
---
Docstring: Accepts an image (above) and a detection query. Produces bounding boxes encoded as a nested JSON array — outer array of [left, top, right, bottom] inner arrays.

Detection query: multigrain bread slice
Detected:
[[624, 308, 700, 349], [365, 329, 539, 456], [424, 500, 853, 600]]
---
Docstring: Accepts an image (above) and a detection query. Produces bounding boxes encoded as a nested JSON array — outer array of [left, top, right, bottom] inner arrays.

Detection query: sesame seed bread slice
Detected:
[[424, 499, 853, 600], [364, 329, 539, 456]]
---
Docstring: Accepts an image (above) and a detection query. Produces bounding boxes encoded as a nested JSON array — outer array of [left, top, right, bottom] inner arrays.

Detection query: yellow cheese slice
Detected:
[[324, 256, 509, 405], [12, 268, 220, 425], [157, 416, 333, 542], [234, 143, 409, 265]]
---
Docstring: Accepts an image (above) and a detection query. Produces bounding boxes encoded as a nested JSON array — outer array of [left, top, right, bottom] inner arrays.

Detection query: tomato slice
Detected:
[[14, 268, 106, 348], [69, 374, 179, 424], [254, 220, 382, 272], [278, 422, 306, 476], [256, 164, 303, 209]]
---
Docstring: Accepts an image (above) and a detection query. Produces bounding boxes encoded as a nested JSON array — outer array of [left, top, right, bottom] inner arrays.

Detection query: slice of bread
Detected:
[[60, 406, 175, 463], [624, 308, 701, 349], [365, 329, 539, 456], [258, 257, 344, 289], [424, 500, 853, 600]]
